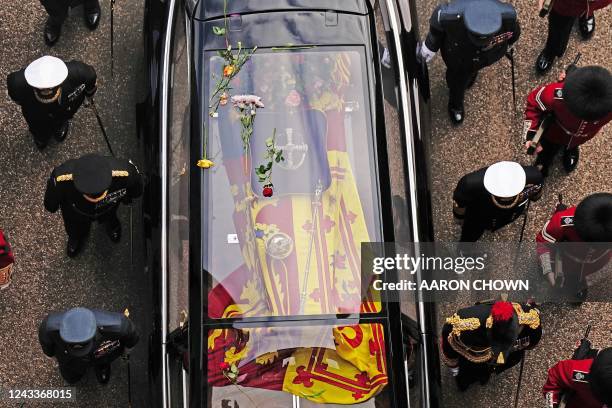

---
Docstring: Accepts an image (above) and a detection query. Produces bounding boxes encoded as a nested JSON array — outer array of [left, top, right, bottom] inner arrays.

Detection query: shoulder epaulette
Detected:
[[512, 303, 540, 329], [112, 170, 129, 177], [446, 313, 481, 336], [56, 174, 73, 182]]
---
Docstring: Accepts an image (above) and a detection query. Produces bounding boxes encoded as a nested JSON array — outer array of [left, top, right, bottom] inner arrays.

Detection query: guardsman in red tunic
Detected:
[[535, 0, 611, 73], [524, 66, 612, 177], [536, 193, 612, 301], [543, 348, 612, 408], [0, 230, 15, 290], [440, 301, 542, 391]]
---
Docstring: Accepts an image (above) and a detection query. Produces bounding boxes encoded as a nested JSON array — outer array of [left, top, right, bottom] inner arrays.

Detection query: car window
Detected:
[[167, 6, 190, 333], [202, 48, 384, 318]]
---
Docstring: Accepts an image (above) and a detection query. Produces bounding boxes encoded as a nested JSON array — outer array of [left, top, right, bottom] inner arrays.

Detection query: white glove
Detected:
[[417, 42, 436, 63], [449, 366, 459, 376]]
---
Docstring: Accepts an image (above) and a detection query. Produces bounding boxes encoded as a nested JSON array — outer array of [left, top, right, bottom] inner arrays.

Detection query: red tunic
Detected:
[[524, 81, 612, 149], [536, 207, 612, 279], [552, 0, 611, 17], [543, 358, 604, 408], [0, 230, 14, 268]]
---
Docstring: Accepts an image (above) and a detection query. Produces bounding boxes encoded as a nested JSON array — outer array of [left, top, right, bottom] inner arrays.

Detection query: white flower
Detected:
[[231, 94, 265, 109]]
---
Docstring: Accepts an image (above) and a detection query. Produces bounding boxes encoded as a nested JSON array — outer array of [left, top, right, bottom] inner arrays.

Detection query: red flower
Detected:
[[219, 362, 230, 370], [285, 90, 302, 108], [262, 184, 274, 197]]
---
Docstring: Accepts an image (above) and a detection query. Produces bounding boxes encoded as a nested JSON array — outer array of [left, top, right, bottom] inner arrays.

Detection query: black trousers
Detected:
[[446, 68, 478, 108], [534, 137, 575, 175], [41, 0, 100, 26], [544, 10, 576, 58], [26, 117, 67, 145], [456, 351, 524, 391], [61, 206, 120, 240]]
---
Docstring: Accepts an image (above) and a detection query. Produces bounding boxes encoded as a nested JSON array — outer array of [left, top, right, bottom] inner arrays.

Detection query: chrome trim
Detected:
[[182, 367, 189, 407], [160, 0, 177, 406], [383, 0, 432, 406]]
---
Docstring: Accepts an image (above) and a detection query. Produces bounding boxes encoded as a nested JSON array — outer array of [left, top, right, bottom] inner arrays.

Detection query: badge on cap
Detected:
[[24, 56, 68, 90]]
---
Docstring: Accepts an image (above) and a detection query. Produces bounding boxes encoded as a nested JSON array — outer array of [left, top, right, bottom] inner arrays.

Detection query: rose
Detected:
[[223, 65, 235, 77], [219, 362, 230, 370], [219, 92, 228, 106], [262, 184, 274, 197], [285, 90, 301, 108]]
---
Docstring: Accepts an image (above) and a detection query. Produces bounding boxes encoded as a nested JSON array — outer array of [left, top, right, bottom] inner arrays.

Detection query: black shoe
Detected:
[[67, 237, 84, 258], [54, 121, 70, 142], [448, 103, 464, 124], [107, 223, 121, 243], [94, 364, 111, 384], [562, 146, 579, 173], [535, 49, 555, 74], [578, 15, 595, 39], [84, 6, 101, 30], [44, 18, 61, 46]]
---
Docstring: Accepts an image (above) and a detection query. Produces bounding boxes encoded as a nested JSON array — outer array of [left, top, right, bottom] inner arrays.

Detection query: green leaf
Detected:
[[275, 155, 282, 163], [212, 26, 226, 36], [258, 165, 266, 173], [266, 162, 273, 170], [230, 364, 239, 374]]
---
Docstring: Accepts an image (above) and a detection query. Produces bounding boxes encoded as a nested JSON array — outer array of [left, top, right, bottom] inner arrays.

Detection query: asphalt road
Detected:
[[413, 0, 612, 407], [0, 1, 150, 407]]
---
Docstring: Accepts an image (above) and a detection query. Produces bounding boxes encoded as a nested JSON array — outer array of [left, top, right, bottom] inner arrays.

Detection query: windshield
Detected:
[[202, 47, 383, 318]]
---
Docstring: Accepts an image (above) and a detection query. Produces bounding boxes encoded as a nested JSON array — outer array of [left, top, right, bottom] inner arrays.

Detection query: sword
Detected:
[[299, 180, 323, 314], [527, 114, 554, 155], [507, 47, 517, 112], [124, 308, 132, 407], [88, 97, 116, 156], [513, 353, 526, 408]]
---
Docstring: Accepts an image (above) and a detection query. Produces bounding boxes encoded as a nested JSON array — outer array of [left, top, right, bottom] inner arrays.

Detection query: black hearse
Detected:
[[137, 0, 437, 406]]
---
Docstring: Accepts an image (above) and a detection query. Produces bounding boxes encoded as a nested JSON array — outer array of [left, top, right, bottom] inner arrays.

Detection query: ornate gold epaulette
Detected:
[[56, 174, 73, 182], [513, 303, 540, 329], [446, 313, 481, 336], [112, 170, 129, 177]]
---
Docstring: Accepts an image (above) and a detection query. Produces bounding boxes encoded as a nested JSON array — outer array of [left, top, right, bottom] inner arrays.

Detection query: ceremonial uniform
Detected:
[[536, 0, 611, 73], [453, 163, 543, 241], [0, 230, 15, 290], [40, 0, 101, 45], [421, 0, 520, 123], [44, 154, 143, 257], [524, 79, 612, 175], [7, 58, 97, 148], [39, 308, 139, 384], [440, 301, 542, 391]]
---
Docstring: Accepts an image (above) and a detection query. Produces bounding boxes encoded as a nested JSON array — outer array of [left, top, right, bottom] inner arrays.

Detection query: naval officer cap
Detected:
[[24, 56, 68, 90], [73, 154, 113, 195], [60, 308, 97, 356], [483, 161, 526, 198], [464, 0, 503, 38]]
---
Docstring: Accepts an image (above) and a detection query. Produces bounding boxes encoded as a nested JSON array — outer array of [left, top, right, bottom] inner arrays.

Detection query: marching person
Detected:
[[418, 0, 520, 124], [0, 229, 15, 290], [535, 0, 611, 74], [543, 347, 612, 408], [524, 66, 612, 177], [44, 153, 143, 257], [39, 307, 139, 384], [7, 56, 97, 150], [453, 161, 543, 241], [536, 193, 612, 302], [441, 300, 542, 391], [40, 0, 101, 46]]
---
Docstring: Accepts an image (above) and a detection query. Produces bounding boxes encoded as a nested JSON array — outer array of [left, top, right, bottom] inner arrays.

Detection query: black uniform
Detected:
[[41, 0, 100, 27], [424, 0, 520, 109], [453, 165, 543, 241], [7, 60, 96, 146], [441, 302, 542, 391], [39, 309, 139, 383], [44, 156, 142, 241]]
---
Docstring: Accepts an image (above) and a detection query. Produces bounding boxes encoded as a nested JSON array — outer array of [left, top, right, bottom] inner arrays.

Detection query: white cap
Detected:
[[483, 161, 526, 198], [24, 56, 68, 89]]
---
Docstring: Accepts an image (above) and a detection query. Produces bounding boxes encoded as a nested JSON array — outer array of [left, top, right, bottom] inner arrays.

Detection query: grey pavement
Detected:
[[414, 0, 611, 407], [0, 1, 149, 407]]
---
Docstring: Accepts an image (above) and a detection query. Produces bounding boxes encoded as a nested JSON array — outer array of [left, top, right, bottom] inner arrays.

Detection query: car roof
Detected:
[[197, 0, 368, 20]]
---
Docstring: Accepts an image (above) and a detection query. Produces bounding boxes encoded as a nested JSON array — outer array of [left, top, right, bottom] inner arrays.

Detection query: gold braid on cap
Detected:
[[513, 303, 541, 329], [56, 174, 73, 182], [446, 313, 481, 336], [112, 170, 129, 177]]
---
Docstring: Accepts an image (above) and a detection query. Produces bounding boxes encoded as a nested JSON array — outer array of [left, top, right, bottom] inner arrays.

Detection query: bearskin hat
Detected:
[[563, 66, 612, 121], [590, 348, 612, 405], [574, 193, 612, 242]]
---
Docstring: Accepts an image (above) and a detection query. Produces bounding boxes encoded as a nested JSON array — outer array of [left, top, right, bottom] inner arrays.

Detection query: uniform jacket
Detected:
[[424, 0, 520, 71], [453, 165, 543, 230], [6, 60, 96, 124], [44, 157, 143, 219], [38, 309, 139, 368], [552, 0, 611, 17], [536, 206, 612, 279], [440, 302, 542, 368], [524, 81, 612, 149], [0, 230, 14, 269], [543, 358, 604, 408]]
